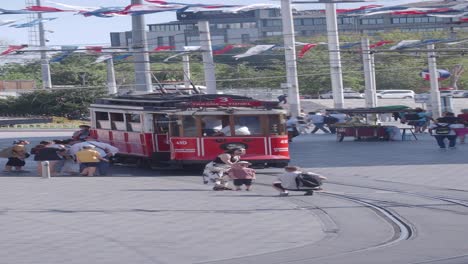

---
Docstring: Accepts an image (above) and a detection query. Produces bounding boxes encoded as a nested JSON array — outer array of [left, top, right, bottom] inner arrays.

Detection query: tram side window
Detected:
[[126, 114, 141, 132], [110, 113, 125, 130], [234, 116, 260, 136], [154, 114, 170, 134], [96, 111, 110, 129], [182, 116, 198, 137], [269, 115, 285, 135]]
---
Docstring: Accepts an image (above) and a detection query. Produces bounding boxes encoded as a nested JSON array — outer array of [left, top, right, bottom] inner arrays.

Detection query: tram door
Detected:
[[153, 114, 172, 161]]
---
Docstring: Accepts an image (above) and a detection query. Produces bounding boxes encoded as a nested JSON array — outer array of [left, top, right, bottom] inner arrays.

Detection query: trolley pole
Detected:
[[36, 0, 52, 89], [131, 0, 153, 92], [182, 55, 191, 94], [362, 38, 377, 108], [428, 44, 442, 118], [281, 0, 301, 117], [325, 3, 345, 108], [106, 57, 118, 94]]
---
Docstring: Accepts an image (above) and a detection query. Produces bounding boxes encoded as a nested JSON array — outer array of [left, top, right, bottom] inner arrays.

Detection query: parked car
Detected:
[[376, 90, 415, 99], [440, 90, 467, 97], [319, 90, 363, 99]]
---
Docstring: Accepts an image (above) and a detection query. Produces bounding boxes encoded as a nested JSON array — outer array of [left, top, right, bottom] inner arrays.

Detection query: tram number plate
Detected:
[[175, 140, 188, 145]]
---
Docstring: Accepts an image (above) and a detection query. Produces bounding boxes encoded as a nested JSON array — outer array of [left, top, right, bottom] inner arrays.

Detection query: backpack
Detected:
[[323, 116, 338, 124], [434, 124, 451, 135], [0, 146, 13, 158], [295, 173, 322, 189]]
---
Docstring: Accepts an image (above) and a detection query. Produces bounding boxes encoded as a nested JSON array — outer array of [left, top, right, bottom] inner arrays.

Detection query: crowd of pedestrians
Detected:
[[1, 125, 119, 176]]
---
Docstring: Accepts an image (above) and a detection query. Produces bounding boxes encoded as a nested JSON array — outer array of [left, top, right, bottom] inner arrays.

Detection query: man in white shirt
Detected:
[[202, 116, 223, 136], [308, 112, 330, 134], [70, 137, 119, 175]]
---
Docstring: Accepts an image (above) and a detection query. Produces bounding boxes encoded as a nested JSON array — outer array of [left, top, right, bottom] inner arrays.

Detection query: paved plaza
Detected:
[[0, 130, 468, 263]]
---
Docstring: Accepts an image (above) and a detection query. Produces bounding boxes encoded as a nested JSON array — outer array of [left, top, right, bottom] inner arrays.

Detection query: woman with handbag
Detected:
[[203, 147, 245, 191]]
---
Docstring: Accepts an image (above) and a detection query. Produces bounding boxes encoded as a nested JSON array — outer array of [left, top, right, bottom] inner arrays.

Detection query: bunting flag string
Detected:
[[113, 54, 133, 61], [0, 45, 28, 56]]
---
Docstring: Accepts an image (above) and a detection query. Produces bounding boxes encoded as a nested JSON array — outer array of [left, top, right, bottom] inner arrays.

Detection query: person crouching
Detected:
[[227, 161, 256, 191], [272, 166, 327, 196]]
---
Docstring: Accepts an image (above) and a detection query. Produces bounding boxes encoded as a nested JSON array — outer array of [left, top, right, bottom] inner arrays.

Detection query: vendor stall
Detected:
[[326, 106, 418, 142]]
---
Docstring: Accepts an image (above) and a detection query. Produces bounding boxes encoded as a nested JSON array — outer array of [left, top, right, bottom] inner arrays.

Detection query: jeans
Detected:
[[311, 123, 330, 134], [434, 135, 457, 148]]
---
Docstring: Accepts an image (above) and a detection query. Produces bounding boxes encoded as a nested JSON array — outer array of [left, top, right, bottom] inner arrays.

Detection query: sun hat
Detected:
[[237, 161, 251, 165]]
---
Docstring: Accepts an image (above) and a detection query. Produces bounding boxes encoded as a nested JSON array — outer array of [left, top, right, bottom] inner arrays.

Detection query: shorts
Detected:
[[233, 179, 253, 186], [6, 157, 25, 167], [81, 162, 98, 168]]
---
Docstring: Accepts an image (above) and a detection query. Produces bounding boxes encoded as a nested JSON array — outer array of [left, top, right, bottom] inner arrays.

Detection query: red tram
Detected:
[[88, 94, 290, 168]]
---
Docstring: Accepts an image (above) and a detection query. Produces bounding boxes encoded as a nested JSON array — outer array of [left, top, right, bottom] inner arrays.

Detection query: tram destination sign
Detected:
[[189, 97, 263, 107]]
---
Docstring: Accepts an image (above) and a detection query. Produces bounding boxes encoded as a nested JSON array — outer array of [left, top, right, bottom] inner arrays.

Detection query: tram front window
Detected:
[[234, 116, 260, 136], [202, 115, 227, 136]]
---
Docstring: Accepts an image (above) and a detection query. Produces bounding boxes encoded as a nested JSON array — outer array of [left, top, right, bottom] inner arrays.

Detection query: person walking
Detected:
[[307, 112, 330, 134], [428, 113, 459, 150], [227, 161, 256, 191], [3, 139, 30, 173], [203, 147, 245, 191]]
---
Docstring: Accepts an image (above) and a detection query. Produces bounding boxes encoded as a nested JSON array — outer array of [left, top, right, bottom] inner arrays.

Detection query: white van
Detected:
[[376, 90, 415, 99]]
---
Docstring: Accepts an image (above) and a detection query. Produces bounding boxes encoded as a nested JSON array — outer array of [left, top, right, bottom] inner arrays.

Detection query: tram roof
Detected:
[[93, 93, 281, 111]]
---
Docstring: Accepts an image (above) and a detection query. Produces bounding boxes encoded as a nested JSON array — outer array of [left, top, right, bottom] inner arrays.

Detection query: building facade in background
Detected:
[[110, 1, 468, 49]]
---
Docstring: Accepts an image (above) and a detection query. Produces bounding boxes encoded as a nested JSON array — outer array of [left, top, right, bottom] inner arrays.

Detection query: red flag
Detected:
[[25, 6, 67, 12], [298, 43, 317, 58], [460, 18, 468, 23], [369, 40, 393, 49], [1, 45, 27, 56], [213, 45, 234, 55], [86, 46, 103, 53], [336, 4, 383, 13], [154, 46, 175, 51]]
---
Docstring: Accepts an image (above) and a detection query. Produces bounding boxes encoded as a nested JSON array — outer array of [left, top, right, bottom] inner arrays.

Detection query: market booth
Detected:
[[326, 106, 418, 142]]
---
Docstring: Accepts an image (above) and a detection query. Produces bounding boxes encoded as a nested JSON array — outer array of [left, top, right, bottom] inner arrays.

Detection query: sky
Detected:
[[0, 0, 424, 46]]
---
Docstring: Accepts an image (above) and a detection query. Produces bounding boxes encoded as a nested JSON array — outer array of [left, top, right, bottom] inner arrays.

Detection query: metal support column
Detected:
[[131, 0, 152, 92], [198, 21, 216, 94], [325, 3, 344, 108], [362, 38, 377, 108], [428, 44, 442, 118], [36, 0, 52, 89], [106, 57, 117, 94], [281, 0, 301, 117], [182, 55, 191, 93]]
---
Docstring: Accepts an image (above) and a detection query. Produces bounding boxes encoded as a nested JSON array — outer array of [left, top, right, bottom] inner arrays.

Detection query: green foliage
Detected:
[[0, 88, 107, 116]]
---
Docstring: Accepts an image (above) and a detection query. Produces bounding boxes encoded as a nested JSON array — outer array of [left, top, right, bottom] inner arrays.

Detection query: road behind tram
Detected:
[[1, 130, 468, 264]]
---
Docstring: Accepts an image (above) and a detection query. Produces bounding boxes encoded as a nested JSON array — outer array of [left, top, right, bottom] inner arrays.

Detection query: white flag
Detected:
[[233, 45, 275, 60], [93, 54, 112, 64]]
